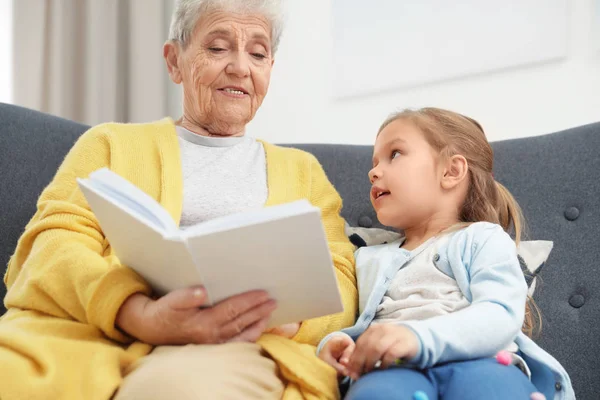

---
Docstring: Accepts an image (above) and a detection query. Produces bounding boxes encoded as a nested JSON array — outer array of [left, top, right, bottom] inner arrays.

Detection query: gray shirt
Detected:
[[176, 126, 268, 228]]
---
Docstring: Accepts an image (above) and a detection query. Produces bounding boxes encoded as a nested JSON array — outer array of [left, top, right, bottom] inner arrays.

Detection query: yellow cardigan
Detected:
[[0, 119, 357, 400]]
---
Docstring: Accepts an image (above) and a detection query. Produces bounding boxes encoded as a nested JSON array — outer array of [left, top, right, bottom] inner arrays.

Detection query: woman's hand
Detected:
[[116, 286, 277, 345], [346, 324, 419, 380], [318, 334, 356, 377], [264, 322, 301, 338]]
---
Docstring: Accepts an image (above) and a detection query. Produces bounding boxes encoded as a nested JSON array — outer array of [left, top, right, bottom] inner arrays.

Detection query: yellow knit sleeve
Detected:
[[4, 126, 151, 342], [292, 155, 358, 346]]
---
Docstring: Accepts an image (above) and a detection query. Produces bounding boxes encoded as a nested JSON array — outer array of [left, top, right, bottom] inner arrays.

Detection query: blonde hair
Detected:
[[379, 107, 539, 336]]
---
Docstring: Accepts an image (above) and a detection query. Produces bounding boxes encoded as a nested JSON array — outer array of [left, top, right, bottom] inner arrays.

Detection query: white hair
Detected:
[[169, 0, 284, 53]]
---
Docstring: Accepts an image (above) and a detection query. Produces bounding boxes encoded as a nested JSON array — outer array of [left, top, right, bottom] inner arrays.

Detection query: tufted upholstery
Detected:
[[1, 102, 599, 399]]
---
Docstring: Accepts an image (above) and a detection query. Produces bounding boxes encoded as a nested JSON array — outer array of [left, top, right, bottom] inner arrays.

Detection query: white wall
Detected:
[[244, 0, 600, 144], [5, 0, 598, 143], [0, 0, 12, 104]]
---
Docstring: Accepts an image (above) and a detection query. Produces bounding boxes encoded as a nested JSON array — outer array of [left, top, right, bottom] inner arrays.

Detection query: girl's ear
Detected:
[[441, 155, 469, 190]]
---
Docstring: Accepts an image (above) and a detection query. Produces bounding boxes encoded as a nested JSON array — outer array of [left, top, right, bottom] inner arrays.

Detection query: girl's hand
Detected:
[[265, 322, 301, 338], [346, 324, 419, 380], [116, 286, 277, 345], [318, 334, 356, 377]]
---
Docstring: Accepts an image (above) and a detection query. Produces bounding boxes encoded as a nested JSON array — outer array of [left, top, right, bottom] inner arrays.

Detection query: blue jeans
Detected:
[[344, 358, 543, 400]]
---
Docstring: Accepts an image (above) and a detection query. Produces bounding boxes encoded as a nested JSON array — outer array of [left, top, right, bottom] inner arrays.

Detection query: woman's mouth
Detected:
[[217, 87, 249, 98]]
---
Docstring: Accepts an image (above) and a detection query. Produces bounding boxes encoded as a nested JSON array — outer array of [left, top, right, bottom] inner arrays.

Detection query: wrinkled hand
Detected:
[[346, 324, 419, 380], [265, 322, 301, 338], [116, 286, 277, 345], [318, 334, 356, 377]]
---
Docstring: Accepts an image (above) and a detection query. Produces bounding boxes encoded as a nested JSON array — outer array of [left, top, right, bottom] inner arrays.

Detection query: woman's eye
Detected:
[[208, 47, 226, 53], [251, 52, 267, 60]]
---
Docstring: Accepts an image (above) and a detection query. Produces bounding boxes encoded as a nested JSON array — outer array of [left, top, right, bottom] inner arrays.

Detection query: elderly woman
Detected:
[[0, 1, 357, 399]]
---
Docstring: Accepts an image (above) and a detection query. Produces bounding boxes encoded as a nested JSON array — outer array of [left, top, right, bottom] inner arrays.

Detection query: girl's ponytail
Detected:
[[494, 181, 524, 244], [495, 180, 539, 337]]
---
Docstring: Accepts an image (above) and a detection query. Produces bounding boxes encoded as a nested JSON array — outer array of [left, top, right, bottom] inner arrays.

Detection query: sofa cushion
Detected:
[[0, 103, 88, 312], [344, 224, 552, 297]]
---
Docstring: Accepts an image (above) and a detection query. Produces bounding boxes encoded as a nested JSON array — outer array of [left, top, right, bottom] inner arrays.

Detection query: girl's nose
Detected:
[[368, 167, 379, 184]]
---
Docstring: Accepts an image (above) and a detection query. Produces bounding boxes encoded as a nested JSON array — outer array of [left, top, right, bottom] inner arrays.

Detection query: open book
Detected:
[[77, 168, 343, 327]]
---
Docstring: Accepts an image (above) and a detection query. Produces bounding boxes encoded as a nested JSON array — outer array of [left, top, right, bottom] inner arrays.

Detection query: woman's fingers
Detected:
[[156, 289, 274, 344], [216, 299, 277, 341], [144, 289, 277, 345], [227, 316, 271, 343], [265, 322, 300, 338], [164, 286, 209, 310], [212, 290, 272, 326]]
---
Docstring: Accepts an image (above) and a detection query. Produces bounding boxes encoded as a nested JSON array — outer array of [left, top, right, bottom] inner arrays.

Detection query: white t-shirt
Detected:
[[176, 126, 268, 228], [374, 236, 470, 324]]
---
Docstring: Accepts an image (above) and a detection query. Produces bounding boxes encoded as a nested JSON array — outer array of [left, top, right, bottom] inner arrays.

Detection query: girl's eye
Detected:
[[391, 150, 401, 159]]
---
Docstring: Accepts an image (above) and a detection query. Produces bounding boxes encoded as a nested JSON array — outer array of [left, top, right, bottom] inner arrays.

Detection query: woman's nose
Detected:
[[225, 52, 251, 78]]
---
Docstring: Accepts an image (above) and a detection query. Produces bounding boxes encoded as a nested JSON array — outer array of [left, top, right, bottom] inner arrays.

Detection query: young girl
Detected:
[[317, 108, 573, 400]]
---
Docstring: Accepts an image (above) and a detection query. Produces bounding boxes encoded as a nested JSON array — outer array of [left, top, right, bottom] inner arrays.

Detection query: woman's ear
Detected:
[[441, 155, 469, 190], [164, 41, 182, 84]]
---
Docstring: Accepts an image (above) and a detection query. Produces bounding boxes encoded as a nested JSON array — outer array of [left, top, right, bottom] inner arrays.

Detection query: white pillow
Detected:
[[345, 223, 552, 297]]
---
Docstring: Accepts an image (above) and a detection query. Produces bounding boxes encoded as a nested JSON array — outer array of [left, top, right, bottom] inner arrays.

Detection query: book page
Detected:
[[79, 176, 203, 295], [184, 208, 343, 327], [89, 168, 178, 234], [182, 199, 317, 238]]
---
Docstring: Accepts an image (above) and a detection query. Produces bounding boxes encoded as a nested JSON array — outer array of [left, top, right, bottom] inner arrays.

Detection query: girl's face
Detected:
[[368, 118, 445, 229]]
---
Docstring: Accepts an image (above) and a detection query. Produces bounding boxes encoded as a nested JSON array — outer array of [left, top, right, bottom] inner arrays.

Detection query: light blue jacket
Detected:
[[318, 222, 574, 400]]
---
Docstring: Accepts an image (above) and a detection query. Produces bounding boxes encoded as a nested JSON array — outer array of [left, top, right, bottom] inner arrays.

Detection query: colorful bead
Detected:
[[413, 390, 429, 400], [496, 350, 512, 366]]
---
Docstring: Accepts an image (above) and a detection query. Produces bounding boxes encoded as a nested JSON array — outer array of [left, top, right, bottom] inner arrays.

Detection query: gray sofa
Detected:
[[0, 102, 598, 399]]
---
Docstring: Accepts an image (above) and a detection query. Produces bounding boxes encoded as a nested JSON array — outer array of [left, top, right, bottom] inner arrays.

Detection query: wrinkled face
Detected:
[[368, 119, 444, 229], [175, 11, 274, 134]]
